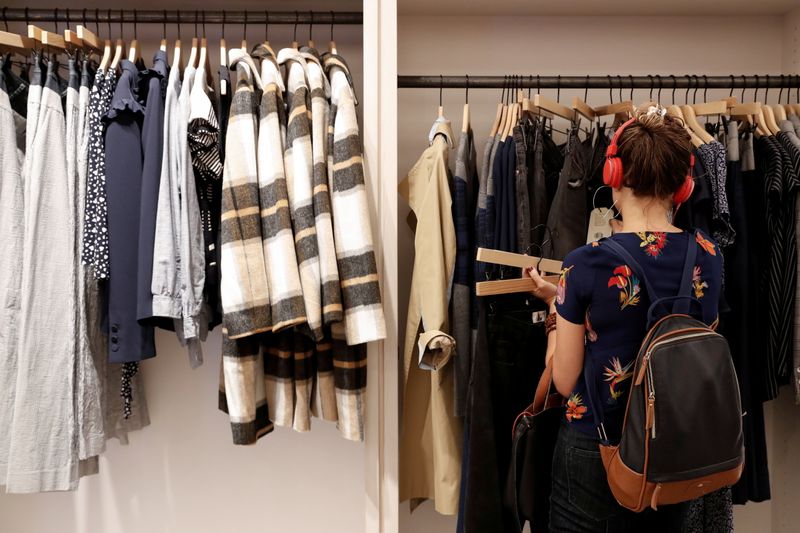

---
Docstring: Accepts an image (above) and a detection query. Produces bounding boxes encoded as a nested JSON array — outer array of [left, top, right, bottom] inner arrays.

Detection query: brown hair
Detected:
[[616, 104, 693, 200]]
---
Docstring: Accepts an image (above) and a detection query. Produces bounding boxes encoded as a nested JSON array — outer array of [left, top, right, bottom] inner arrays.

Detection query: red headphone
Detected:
[[603, 117, 695, 205]]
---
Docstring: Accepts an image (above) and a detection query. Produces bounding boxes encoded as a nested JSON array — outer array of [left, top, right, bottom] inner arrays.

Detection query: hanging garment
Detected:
[[303, 47, 346, 423], [219, 333, 273, 444], [719, 121, 770, 505], [324, 53, 386, 345], [136, 51, 169, 329], [492, 135, 516, 253], [683, 489, 734, 533], [783, 121, 800, 402], [0, 62, 26, 485], [252, 46, 308, 431], [82, 64, 115, 280], [219, 49, 273, 444], [697, 140, 735, 247], [254, 47, 305, 332], [189, 58, 223, 347], [176, 61, 206, 366], [399, 121, 462, 515], [217, 64, 231, 164], [220, 49, 271, 340], [756, 135, 799, 400], [104, 59, 156, 366], [457, 296, 547, 533], [544, 123, 590, 260], [6, 59, 79, 492], [474, 135, 495, 288], [150, 51, 183, 325], [303, 47, 342, 329], [2, 54, 28, 119], [484, 132, 502, 252], [452, 125, 478, 417], [513, 119, 535, 253], [68, 58, 104, 462], [278, 48, 323, 342]]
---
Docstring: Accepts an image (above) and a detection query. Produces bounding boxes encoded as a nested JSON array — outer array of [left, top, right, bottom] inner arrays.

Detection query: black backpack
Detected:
[[589, 231, 744, 512]]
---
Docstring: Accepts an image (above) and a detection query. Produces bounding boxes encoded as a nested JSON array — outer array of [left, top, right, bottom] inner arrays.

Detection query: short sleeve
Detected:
[[555, 247, 594, 325]]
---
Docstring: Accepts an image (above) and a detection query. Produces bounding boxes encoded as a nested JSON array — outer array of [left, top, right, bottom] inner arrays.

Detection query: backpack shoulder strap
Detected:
[[673, 230, 699, 314]]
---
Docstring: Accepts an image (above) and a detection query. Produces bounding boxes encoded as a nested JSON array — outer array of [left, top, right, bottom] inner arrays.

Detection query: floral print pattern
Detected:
[[607, 265, 641, 310], [603, 357, 635, 403], [566, 393, 588, 422], [585, 311, 598, 342], [696, 232, 717, 256], [638, 231, 667, 258], [693, 266, 708, 298], [557, 265, 573, 305]]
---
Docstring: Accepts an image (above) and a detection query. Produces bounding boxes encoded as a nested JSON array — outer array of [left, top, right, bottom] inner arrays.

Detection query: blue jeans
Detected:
[[549, 421, 688, 533]]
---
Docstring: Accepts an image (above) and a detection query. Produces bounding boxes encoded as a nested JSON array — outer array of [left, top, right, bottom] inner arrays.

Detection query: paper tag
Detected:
[[587, 208, 613, 243], [532, 310, 547, 324], [221, 79, 227, 96]]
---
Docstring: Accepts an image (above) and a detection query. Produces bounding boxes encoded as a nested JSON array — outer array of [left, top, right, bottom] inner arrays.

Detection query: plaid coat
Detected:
[[324, 55, 386, 346], [219, 50, 273, 444], [278, 48, 323, 342], [220, 50, 272, 339]]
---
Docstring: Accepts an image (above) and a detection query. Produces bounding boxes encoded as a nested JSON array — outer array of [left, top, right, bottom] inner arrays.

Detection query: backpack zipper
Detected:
[[638, 331, 719, 440]]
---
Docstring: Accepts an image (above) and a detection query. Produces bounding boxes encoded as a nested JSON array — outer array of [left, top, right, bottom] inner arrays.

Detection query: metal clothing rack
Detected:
[[0, 8, 363, 25], [398, 75, 800, 90]]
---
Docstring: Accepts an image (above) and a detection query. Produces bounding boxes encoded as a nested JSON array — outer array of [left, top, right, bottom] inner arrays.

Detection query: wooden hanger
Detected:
[[489, 102, 503, 137], [291, 12, 300, 49], [261, 10, 276, 58], [475, 248, 561, 296], [534, 94, 575, 121], [110, 37, 125, 70], [188, 36, 198, 69], [572, 96, 596, 121], [762, 104, 780, 135], [681, 105, 714, 144], [63, 28, 84, 51], [691, 100, 728, 117], [772, 103, 787, 123], [76, 25, 102, 53], [307, 11, 316, 49], [0, 30, 35, 55], [127, 38, 139, 62], [28, 25, 66, 51], [99, 38, 112, 71], [667, 105, 703, 148]]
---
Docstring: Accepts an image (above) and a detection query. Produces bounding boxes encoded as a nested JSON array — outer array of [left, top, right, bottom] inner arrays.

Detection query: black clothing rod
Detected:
[[1, 8, 362, 25], [398, 75, 800, 89]]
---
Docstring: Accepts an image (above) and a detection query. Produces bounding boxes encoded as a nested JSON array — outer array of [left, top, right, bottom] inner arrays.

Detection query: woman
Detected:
[[525, 105, 723, 533]]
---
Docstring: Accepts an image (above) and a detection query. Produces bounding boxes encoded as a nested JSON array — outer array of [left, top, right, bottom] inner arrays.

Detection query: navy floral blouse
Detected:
[[555, 230, 722, 439]]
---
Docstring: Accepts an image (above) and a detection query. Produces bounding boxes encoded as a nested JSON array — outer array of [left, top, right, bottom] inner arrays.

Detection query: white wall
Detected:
[[0, 3, 370, 532], [397, 13, 799, 533]]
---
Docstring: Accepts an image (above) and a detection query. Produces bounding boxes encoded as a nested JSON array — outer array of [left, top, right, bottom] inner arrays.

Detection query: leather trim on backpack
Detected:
[[601, 441, 743, 512]]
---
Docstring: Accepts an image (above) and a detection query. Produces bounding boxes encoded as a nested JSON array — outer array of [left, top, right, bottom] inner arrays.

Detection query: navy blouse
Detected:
[[555, 230, 722, 439]]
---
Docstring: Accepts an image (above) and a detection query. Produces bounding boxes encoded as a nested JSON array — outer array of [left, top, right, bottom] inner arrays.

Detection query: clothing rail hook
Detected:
[[162, 10, 167, 40], [556, 74, 561, 103], [741, 75, 746, 103], [729, 75, 734, 98], [264, 10, 269, 41], [648, 75, 654, 101], [330, 11, 335, 42], [177, 10, 181, 41], [439, 74, 443, 108], [693, 75, 699, 105], [309, 11, 313, 42], [118, 9, 123, 42], [765, 74, 770, 104], [629, 74, 634, 101], [754, 75, 759, 104], [778, 76, 784, 104], [193, 10, 198, 39], [702, 75, 708, 104], [293, 11, 299, 43], [617, 74, 622, 102], [671, 75, 677, 104], [608, 75, 613, 103], [221, 10, 225, 39], [465, 74, 469, 104], [54, 8, 58, 34], [585, 75, 589, 102], [201, 10, 205, 38], [3, 7, 8, 32], [657, 75, 662, 103], [133, 10, 138, 40], [684, 74, 690, 105], [106, 9, 111, 41], [242, 10, 247, 45]]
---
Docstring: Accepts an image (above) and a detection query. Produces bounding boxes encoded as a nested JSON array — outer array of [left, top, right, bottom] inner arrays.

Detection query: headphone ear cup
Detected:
[[673, 176, 695, 205], [603, 156, 623, 189]]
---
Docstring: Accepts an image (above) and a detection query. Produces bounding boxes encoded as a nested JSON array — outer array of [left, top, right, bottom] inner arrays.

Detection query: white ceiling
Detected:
[[398, 0, 799, 16]]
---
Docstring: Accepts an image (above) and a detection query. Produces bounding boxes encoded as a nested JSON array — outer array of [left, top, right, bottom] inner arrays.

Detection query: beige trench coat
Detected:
[[398, 122, 463, 515]]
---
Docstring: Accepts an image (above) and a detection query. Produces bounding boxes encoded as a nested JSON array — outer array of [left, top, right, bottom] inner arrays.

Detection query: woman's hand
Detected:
[[524, 266, 557, 307]]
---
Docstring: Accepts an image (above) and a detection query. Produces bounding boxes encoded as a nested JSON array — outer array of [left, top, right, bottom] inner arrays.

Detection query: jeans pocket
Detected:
[[566, 446, 623, 522]]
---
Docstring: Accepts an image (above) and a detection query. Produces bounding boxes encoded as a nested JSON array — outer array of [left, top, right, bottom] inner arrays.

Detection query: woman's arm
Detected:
[[527, 268, 587, 398]]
